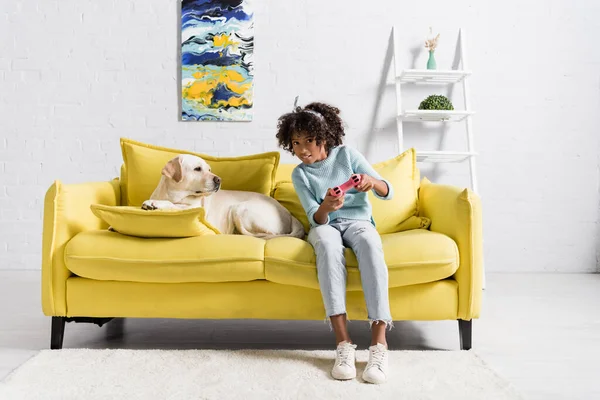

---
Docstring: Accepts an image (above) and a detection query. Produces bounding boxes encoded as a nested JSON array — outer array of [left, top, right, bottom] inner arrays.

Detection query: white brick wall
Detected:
[[1, 0, 599, 272]]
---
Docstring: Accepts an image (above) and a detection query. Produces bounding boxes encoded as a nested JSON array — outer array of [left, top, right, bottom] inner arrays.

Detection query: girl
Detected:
[[276, 100, 394, 384]]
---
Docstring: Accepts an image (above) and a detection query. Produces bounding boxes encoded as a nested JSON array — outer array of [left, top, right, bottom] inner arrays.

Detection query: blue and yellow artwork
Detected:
[[181, 0, 254, 121]]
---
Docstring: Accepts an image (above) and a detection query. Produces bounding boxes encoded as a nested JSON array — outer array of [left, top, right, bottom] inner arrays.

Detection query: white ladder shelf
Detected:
[[391, 27, 485, 289], [392, 27, 479, 193]]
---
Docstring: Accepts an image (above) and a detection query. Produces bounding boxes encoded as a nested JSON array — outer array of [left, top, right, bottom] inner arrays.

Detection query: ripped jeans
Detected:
[[307, 218, 393, 329]]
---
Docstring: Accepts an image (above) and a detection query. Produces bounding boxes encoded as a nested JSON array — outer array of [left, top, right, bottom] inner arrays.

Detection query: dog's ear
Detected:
[[162, 156, 183, 183]]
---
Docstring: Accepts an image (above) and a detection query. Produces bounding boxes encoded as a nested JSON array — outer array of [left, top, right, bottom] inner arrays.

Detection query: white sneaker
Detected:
[[331, 341, 357, 380], [362, 343, 388, 384]]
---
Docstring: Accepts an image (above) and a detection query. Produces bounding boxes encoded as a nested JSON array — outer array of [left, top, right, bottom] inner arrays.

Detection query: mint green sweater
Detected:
[[291, 145, 394, 228]]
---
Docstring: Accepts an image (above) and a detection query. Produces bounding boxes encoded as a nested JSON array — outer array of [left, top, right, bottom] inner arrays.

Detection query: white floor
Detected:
[[1, 271, 599, 400]]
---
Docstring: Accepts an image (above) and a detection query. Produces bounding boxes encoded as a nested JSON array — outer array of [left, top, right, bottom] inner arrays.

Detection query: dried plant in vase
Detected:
[[425, 27, 440, 70]]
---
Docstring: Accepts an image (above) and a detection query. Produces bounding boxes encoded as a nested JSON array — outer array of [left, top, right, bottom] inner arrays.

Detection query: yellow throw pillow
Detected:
[[395, 215, 431, 232], [272, 148, 429, 234], [120, 138, 280, 206], [368, 148, 428, 234], [90, 205, 220, 238]]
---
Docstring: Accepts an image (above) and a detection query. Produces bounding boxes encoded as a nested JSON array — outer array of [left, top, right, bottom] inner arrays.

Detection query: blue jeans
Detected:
[[307, 218, 393, 328]]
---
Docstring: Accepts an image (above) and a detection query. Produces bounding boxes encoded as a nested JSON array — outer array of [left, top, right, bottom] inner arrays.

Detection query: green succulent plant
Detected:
[[418, 95, 454, 111]]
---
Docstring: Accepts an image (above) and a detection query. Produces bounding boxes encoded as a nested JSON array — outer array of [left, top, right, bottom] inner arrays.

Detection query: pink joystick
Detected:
[[332, 175, 362, 197]]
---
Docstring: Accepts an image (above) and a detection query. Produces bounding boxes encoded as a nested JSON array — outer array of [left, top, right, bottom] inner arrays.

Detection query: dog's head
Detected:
[[161, 154, 221, 196]]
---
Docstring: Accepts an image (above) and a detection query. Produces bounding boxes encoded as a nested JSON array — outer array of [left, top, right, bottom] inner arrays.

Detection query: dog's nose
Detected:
[[213, 176, 221, 185]]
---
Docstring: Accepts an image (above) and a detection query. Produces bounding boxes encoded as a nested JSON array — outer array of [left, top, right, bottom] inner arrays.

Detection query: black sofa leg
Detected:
[[458, 319, 472, 350], [51, 317, 66, 350], [50, 317, 115, 350]]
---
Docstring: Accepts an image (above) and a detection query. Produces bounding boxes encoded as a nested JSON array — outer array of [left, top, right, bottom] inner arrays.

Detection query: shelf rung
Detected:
[[416, 151, 477, 163], [399, 110, 474, 122], [398, 69, 472, 84]]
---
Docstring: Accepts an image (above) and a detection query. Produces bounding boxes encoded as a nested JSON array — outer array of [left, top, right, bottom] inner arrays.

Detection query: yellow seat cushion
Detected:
[[65, 230, 265, 283], [90, 205, 220, 238], [120, 138, 280, 206], [272, 148, 430, 234], [264, 229, 458, 290]]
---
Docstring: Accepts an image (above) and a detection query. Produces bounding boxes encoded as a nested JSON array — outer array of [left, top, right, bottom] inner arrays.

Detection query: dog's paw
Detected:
[[141, 200, 158, 210]]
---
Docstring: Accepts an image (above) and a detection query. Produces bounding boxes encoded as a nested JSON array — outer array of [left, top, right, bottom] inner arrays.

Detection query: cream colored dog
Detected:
[[141, 154, 305, 239]]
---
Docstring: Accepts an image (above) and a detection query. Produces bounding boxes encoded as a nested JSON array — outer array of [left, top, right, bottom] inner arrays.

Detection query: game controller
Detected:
[[331, 175, 362, 197]]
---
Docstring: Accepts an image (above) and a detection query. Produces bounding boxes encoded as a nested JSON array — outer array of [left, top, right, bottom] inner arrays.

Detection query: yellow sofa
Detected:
[[42, 150, 482, 351]]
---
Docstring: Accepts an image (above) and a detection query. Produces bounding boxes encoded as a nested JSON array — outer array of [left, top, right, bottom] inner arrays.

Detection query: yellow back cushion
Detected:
[[272, 148, 430, 234], [272, 181, 311, 233], [369, 148, 425, 234], [90, 205, 220, 238], [274, 163, 298, 183], [120, 138, 280, 206]]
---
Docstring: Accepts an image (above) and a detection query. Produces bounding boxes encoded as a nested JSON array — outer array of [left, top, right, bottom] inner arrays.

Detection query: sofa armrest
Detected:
[[418, 179, 483, 320], [42, 179, 120, 316]]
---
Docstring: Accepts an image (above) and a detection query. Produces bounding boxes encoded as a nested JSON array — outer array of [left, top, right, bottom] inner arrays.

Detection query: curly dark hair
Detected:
[[276, 102, 345, 154]]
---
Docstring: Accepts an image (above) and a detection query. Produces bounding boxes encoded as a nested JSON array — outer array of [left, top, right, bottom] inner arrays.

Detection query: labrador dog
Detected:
[[141, 154, 305, 239]]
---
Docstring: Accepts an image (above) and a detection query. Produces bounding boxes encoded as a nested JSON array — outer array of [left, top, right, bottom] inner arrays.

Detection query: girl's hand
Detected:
[[320, 189, 345, 213], [354, 174, 375, 192]]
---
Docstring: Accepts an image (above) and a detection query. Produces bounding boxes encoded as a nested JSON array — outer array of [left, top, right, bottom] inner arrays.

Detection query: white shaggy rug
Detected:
[[0, 349, 523, 400]]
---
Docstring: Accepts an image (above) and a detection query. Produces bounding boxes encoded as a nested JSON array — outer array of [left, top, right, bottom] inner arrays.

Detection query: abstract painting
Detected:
[[181, 0, 254, 121]]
